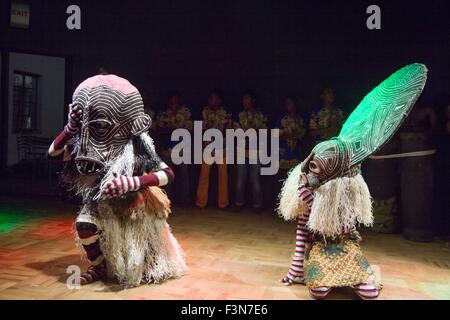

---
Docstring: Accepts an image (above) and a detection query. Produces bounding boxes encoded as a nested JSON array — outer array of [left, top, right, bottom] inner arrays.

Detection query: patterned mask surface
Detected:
[[72, 75, 152, 175], [302, 63, 428, 184]]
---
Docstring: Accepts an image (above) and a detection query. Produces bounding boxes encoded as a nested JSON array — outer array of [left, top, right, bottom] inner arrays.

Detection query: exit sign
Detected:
[[10, 2, 30, 28]]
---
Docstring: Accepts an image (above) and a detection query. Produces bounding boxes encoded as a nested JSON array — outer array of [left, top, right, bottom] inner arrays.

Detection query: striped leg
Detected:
[[353, 283, 380, 300], [280, 213, 310, 286], [75, 215, 107, 285], [280, 184, 314, 286], [309, 286, 332, 299]]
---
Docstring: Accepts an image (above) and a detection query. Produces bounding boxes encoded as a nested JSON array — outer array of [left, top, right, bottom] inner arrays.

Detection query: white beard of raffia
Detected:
[[139, 132, 157, 158], [308, 174, 373, 239], [95, 204, 187, 287], [277, 164, 309, 221]]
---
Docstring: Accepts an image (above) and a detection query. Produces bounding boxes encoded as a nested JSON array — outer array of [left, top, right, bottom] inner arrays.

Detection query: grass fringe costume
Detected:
[[277, 63, 428, 299], [48, 75, 186, 286]]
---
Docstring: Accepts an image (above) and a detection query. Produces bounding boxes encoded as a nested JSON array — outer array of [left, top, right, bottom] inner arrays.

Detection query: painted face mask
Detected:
[[300, 138, 351, 188], [72, 75, 152, 175], [301, 63, 428, 188]]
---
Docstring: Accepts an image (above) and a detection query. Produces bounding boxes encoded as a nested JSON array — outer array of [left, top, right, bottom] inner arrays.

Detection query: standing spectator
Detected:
[[276, 96, 306, 170], [269, 96, 306, 212], [156, 91, 193, 208], [233, 90, 267, 213], [401, 98, 438, 134], [309, 87, 344, 144], [196, 89, 233, 209]]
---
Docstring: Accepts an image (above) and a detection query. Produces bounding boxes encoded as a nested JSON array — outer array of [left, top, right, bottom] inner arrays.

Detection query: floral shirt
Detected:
[[234, 110, 268, 160], [276, 114, 306, 168], [202, 106, 233, 131], [309, 106, 344, 141], [156, 106, 193, 150], [236, 110, 267, 130]]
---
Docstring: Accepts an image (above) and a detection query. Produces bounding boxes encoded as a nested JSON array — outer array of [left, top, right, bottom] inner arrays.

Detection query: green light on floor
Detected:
[[0, 209, 36, 233]]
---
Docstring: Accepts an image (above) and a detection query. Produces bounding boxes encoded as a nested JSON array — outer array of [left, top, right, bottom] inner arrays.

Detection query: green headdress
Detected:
[[302, 63, 428, 183]]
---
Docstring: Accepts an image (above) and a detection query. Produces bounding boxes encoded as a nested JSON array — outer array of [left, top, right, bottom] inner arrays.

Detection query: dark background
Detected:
[[1, 0, 449, 118], [0, 0, 449, 236]]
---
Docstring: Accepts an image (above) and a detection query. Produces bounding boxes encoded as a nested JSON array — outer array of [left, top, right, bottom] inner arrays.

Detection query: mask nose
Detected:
[[75, 157, 105, 175]]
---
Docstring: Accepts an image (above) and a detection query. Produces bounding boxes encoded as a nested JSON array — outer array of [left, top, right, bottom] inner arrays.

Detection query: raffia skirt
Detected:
[[304, 237, 381, 289], [92, 187, 187, 287]]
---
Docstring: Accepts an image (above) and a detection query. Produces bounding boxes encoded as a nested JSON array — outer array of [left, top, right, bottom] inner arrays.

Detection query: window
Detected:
[[13, 71, 39, 132]]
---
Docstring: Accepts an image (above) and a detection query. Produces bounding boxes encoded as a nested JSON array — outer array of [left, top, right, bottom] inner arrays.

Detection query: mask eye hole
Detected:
[[309, 161, 318, 171], [89, 119, 112, 134]]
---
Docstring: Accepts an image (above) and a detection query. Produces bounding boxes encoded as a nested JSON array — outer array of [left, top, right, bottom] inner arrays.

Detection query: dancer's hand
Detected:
[[64, 104, 82, 135], [101, 172, 141, 199]]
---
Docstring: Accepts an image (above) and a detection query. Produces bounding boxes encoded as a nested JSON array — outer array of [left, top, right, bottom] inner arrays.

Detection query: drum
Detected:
[[399, 132, 434, 242], [362, 137, 400, 233]]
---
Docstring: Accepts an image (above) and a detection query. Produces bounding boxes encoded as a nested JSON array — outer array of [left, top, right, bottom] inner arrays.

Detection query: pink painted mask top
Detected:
[[73, 74, 139, 97]]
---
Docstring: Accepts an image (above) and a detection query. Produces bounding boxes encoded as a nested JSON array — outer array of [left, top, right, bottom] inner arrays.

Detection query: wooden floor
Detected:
[[0, 196, 449, 300]]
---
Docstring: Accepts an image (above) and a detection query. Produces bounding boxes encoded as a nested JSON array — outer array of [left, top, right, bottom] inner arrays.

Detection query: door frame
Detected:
[[0, 49, 72, 173]]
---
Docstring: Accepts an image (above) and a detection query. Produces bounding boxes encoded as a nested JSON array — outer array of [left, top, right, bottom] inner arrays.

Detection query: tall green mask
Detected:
[[302, 63, 428, 185]]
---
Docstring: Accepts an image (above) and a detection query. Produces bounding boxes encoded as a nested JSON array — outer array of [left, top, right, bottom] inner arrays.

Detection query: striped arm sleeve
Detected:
[[139, 161, 174, 187], [48, 130, 73, 157]]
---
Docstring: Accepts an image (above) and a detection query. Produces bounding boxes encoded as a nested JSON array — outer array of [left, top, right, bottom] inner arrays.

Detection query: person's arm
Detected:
[[100, 161, 175, 199], [48, 104, 82, 157], [48, 130, 72, 157]]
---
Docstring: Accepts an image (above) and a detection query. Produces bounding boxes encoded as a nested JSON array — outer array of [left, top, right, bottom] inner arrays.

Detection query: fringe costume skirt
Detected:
[[77, 187, 187, 287], [304, 237, 381, 289]]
